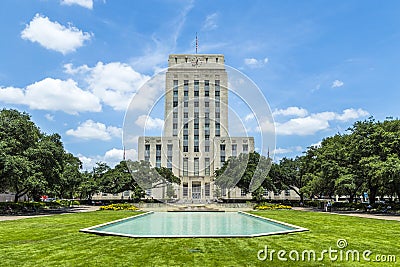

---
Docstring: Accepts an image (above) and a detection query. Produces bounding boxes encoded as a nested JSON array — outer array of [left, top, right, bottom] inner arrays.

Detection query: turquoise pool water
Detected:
[[81, 211, 307, 238]]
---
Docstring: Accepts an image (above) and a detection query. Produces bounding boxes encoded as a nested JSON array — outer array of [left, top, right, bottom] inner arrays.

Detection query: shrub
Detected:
[[99, 203, 140, 211], [254, 203, 292, 210]]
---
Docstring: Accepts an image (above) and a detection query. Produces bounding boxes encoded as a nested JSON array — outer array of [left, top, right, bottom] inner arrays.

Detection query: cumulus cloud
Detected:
[[256, 107, 369, 136], [65, 62, 150, 110], [332, 79, 344, 88], [78, 148, 137, 170], [244, 57, 269, 68], [273, 107, 308, 117], [0, 78, 101, 114], [21, 14, 92, 54], [275, 108, 369, 136], [202, 13, 218, 31], [274, 146, 303, 155], [336, 108, 369, 121], [60, 0, 93, 9], [135, 115, 164, 130], [66, 120, 122, 140]]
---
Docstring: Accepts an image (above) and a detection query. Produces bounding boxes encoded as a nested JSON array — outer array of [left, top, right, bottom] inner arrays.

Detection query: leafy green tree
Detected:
[[0, 109, 64, 202], [215, 152, 273, 197]]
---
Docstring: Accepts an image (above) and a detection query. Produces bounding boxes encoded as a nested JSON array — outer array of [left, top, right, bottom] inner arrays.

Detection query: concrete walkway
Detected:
[[0, 205, 99, 221], [292, 207, 400, 222]]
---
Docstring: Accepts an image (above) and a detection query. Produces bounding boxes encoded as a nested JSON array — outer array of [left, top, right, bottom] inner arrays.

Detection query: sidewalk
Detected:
[[292, 207, 400, 221], [0, 205, 99, 221]]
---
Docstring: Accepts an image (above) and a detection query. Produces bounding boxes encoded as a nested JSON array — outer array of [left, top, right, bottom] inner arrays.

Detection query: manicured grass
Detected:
[[0, 210, 399, 266]]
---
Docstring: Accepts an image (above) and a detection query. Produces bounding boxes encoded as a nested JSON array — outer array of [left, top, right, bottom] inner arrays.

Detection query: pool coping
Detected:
[[79, 211, 308, 238]]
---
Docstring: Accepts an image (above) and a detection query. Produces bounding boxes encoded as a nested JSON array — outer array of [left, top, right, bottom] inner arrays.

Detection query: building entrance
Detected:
[[192, 182, 201, 199]]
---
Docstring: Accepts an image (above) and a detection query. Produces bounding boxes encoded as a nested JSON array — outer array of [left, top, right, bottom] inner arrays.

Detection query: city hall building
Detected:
[[137, 54, 255, 201]]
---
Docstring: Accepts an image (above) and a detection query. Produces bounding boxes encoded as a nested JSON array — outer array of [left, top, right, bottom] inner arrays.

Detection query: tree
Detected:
[[57, 153, 83, 199], [215, 152, 273, 197], [0, 109, 65, 202]]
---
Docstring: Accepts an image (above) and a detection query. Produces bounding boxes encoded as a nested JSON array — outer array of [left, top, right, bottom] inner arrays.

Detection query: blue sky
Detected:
[[1, 0, 399, 169]]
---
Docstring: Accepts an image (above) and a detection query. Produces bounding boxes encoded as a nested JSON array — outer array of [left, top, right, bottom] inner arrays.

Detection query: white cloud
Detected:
[[21, 14, 92, 54], [45, 114, 54, 121], [135, 115, 164, 130], [202, 13, 218, 31], [66, 120, 122, 140], [244, 57, 269, 68], [275, 109, 369, 136], [336, 108, 369, 121], [273, 146, 303, 155], [273, 107, 308, 117], [65, 62, 150, 111], [332, 79, 344, 88], [244, 113, 255, 122], [78, 148, 138, 170], [60, 0, 93, 9], [0, 78, 101, 114]]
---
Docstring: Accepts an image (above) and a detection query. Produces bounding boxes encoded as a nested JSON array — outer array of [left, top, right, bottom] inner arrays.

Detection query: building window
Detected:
[[156, 157, 161, 167], [173, 112, 178, 118], [184, 91, 188, 97], [205, 145, 210, 152], [205, 135, 209, 140], [215, 91, 220, 97], [243, 144, 248, 153], [167, 156, 172, 170], [194, 80, 199, 90], [184, 112, 188, 118], [194, 112, 199, 118], [205, 101, 209, 107], [184, 123, 188, 129], [205, 183, 210, 197], [241, 189, 247, 196], [215, 80, 220, 89], [183, 135, 188, 140], [184, 101, 188, 107], [124, 191, 130, 197], [194, 146, 199, 152], [173, 80, 178, 89], [220, 156, 225, 164], [194, 90, 199, 97], [173, 123, 178, 129], [215, 101, 220, 107], [205, 158, 210, 176], [215, 122, 220, 136], [274, 191, 280, 196], [183, 183, 188, 196], [232, 144, 237, 156], [216, 112, 220, 118], [173, 101, 178, 107], [194, 101, 199, 107], [183, 146, 188, 152], [194, 157, 199, 176], [184, 80, 189, 88], [220, 144, 225, 151], [194, 123, 199, 129], [285, 190, 291, 197], [173, 90, 178, 96], [183, 158, 188, 176], [263, 189, 269, 196]]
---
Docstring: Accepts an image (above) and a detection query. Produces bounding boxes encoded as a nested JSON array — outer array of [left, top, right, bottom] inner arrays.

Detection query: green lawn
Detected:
[[0, 210, 399, 266]]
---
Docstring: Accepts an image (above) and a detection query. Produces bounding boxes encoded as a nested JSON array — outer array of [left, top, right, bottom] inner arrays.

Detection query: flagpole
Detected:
[[195, 32, 198, 54]]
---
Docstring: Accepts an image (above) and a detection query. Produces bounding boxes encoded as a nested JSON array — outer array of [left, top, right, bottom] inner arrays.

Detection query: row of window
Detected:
[[182, 182, 211, 197], [145, 143, 248, 157]]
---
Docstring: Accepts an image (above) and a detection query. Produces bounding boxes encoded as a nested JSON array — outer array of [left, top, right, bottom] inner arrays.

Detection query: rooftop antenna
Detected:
[[195, 32, 198, 54]]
